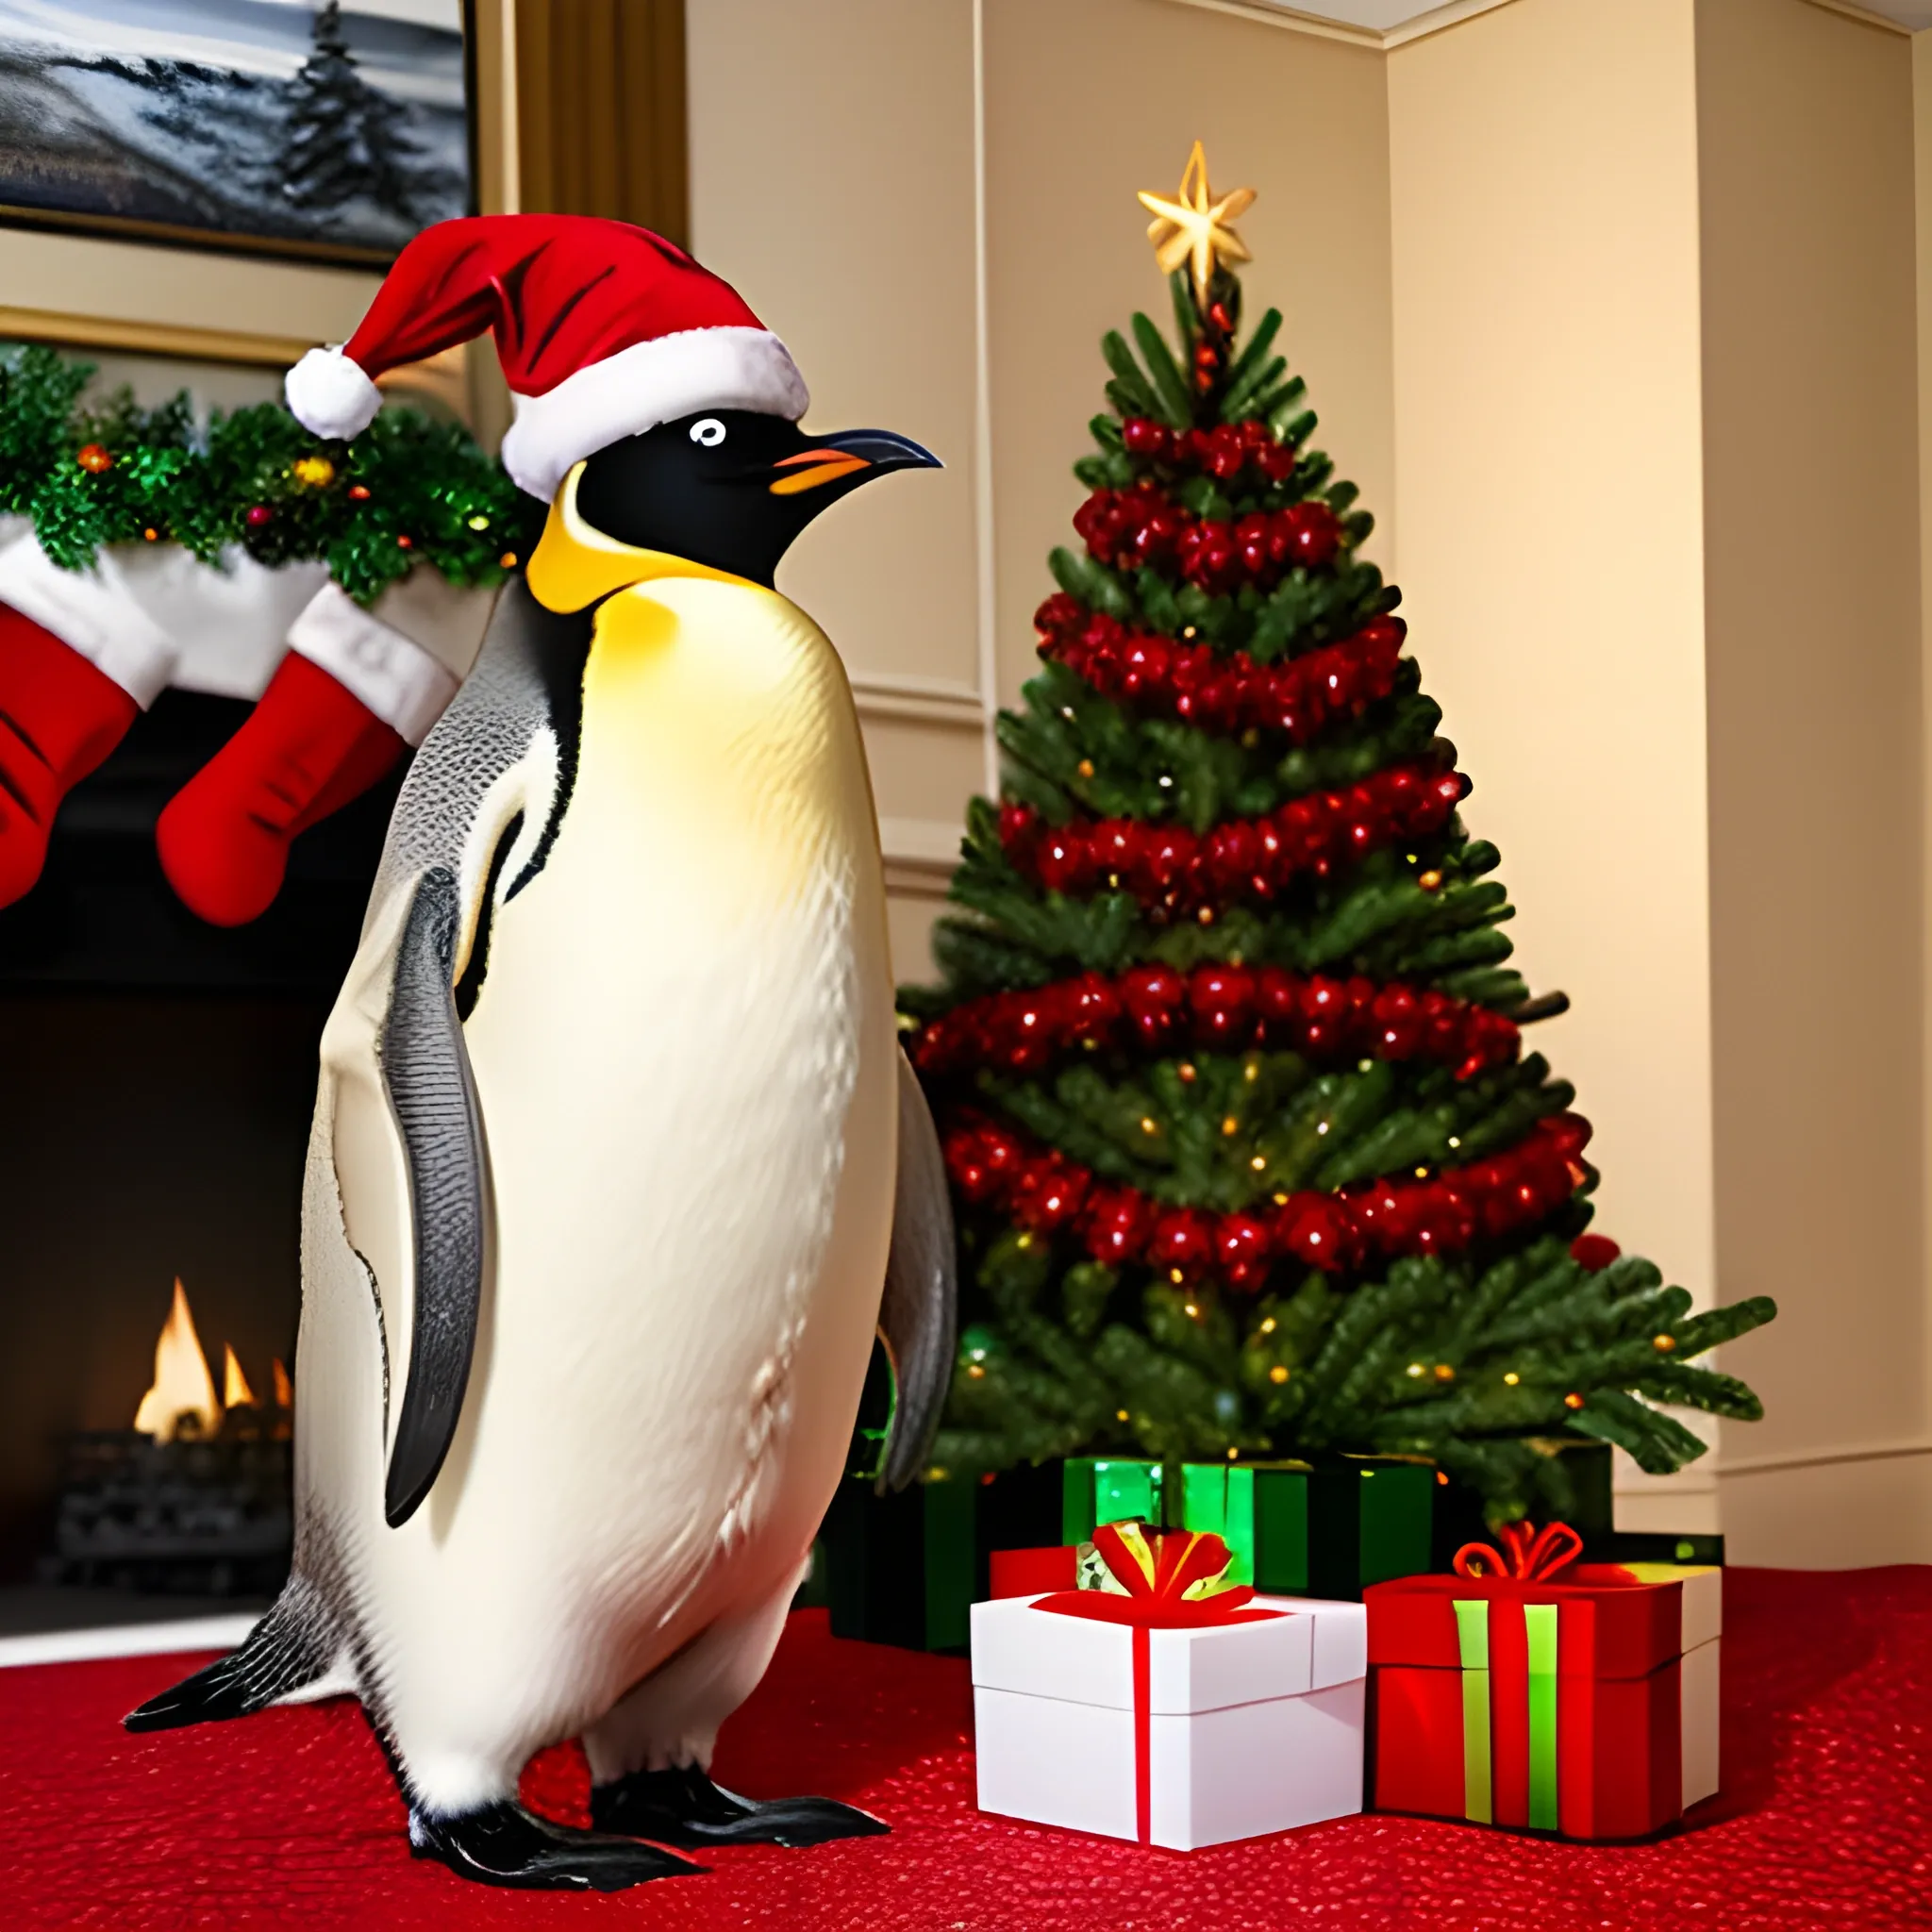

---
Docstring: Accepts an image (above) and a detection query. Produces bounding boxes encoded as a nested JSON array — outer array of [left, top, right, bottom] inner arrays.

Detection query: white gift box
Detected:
[[971, 1591, 1367, 1850]]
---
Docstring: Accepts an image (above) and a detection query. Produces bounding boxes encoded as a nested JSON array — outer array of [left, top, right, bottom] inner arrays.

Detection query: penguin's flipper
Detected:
[[123, 1592, 330, 1731], [381, 863, 488, 1528], [409, 1802, 704, 1890], [874, 1047, 957, 1493]]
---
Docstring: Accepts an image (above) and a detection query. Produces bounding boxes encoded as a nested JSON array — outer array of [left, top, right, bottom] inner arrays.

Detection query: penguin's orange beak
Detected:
[[763, 428, 940, 495]]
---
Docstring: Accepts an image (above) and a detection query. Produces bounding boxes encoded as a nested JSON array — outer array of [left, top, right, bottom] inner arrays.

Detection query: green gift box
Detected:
[[1172, 1455, 1435, 1598], [824, 1460, 1062, 1652], [1060, 1456, 1167, 1543]]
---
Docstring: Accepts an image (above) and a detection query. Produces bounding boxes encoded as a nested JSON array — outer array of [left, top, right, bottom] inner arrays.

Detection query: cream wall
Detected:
[[1696, 0, 1926, 1562], [0, 228, 378, 347], [1387, 0, 1721, 1527], [1385, 0, 1928, 1560]]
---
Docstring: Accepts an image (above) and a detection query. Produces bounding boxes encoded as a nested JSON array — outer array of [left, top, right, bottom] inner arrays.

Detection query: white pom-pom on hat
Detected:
[[285, 345, 383, 441]]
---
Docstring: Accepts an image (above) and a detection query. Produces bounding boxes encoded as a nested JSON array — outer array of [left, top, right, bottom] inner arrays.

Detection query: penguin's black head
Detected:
[[572, 409, 941, 588]]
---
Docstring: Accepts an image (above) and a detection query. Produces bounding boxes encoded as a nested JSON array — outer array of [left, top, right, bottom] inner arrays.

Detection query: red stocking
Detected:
[[156, 651, 408, 927], [0, 602, 142, 908]]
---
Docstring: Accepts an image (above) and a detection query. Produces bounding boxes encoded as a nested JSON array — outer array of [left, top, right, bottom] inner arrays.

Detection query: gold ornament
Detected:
[[291, 455, 336, 488], [1138, 141, 1257, 308], [1564, 1391, 1586, 1410], [1653, 1333, 1678, 1353]]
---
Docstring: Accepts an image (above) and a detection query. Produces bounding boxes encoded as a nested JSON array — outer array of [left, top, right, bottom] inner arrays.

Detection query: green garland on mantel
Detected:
[[0, 342, 543, 608]]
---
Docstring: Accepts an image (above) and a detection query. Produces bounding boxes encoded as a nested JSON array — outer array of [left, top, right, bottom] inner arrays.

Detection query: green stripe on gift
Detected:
[[1454, 1599, 1492, 1824]]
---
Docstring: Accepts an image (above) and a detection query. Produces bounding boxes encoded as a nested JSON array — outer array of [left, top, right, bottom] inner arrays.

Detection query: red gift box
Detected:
[[989, 1545, 1077, 1597], [1365, 1526, 1715, 1841]]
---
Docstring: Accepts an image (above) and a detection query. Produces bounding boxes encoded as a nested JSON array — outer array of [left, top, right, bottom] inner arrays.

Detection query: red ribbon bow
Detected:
[[1452, 1519, 1584, 1583], [1038, 1521, 1260, 1627]]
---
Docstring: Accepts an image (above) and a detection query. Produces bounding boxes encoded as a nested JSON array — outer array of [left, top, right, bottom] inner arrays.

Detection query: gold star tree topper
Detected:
[[1138, 142, 1257, 308]]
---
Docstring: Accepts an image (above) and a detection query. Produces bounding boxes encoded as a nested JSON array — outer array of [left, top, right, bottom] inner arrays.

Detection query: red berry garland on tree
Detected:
[[941, 1111, 1592, 1281], [1035, 597, 1407, 741], [1000, 760, 1469, 909], [908, 963, 1521, 1082]]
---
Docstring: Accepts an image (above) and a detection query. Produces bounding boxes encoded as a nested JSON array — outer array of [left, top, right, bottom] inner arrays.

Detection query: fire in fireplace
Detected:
[[41, 1278, 293, 1600]]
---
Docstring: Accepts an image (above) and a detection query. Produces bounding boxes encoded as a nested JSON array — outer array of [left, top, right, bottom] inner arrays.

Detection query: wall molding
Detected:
[[879, 814, 963, 876], [1799, 0, 1913, 35], [1163, 0, 1519, 52], [851, 674, 990, 731], [0, 305, 309, 369], [1716, 1433, 1932, 1479], [1167, 0, 1909, 51]]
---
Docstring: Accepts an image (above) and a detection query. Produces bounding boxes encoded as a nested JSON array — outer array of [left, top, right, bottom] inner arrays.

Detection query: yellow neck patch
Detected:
[[526, 461, 756, 614]]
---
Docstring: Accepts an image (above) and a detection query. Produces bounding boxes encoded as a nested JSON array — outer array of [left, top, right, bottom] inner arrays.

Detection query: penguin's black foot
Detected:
[[590, 1763, 889, 1849], [408, 1799, 705, 1890]]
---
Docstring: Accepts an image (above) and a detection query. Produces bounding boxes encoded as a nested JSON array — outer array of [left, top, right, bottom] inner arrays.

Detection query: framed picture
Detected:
[[0, 0, 475, 267]]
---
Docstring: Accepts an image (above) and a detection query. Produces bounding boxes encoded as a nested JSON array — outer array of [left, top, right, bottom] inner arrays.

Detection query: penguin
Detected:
[[122, 216, 957, 1892]]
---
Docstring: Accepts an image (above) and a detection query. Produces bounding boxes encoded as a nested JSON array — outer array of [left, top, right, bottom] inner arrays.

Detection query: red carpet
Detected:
[[3, 1569, 1928, 1931]]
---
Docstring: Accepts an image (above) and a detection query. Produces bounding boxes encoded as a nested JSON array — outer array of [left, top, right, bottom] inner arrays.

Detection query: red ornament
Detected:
[[1214, 1212, 1273, 1291], [1012, 1155, 1090, 1232], [1279, 500, 1342, 570], [1277, 1194, 1361, 1273], [347, 483, 373, 502], [1120, 964, 1188, 1048], [1372, 985, 1424, 1059], [1146, 1208, 1214, 1278], [1035, 826, 1095, 897], [1571, 1233, 1621, 1272], [1122, 417, 1170, 457], [245, 505, 273, 528], [75, 442, 112, 475], [1081, 1187, 1151, 1266], [1189, 963, 1257, 1047]]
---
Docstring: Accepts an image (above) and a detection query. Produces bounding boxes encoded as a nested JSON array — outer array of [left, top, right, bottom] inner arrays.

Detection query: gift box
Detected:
[[1366, 1524, 1721, 1840], [1063, 1454, 1434, 1598], [973, 1523, 1367, 1850], [1173, 1457, 1434, 1597], [825, 1462, 1062, 1651], [1061, 1456, 1167, 1543]]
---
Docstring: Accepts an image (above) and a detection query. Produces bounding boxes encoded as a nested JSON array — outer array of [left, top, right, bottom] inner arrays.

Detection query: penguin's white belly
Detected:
[[306, 575, 894, 1790]]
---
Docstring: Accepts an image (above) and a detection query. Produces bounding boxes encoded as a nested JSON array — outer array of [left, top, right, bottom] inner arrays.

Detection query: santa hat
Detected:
[[286, 214, 808, 501]]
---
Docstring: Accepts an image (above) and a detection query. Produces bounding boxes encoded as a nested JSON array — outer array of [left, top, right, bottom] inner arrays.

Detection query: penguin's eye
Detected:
[[690, 418, 726, 447]]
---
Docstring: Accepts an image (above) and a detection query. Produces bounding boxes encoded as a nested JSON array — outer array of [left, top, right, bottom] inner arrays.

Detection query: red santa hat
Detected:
[[285, 214, 808, 501]]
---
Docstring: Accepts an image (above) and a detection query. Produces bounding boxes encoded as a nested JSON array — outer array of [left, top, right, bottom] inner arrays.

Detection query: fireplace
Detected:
[[0, 686, 399, 1637]]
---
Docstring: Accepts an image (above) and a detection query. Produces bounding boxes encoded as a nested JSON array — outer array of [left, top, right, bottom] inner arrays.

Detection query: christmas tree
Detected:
[[277, 2, 434, 226], [900, 146, 1774, 1524]]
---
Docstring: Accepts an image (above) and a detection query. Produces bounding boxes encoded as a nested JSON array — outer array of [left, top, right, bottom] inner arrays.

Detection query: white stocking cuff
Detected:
[[0, 530, 179, 708], [286, 582, 461, 746]]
